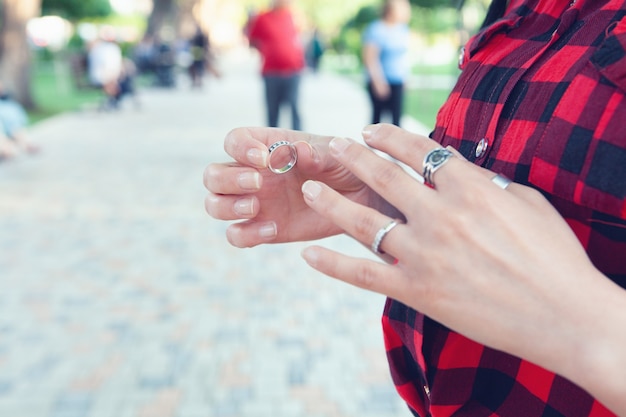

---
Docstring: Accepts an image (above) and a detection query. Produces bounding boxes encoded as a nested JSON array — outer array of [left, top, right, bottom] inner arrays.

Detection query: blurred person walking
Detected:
[[247, 0, 305, 130], [188, 27, 220, 89], [362, 0, 411, 127]]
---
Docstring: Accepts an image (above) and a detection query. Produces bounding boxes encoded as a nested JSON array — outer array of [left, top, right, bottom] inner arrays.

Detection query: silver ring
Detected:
[[268, 141, 297, 174], [491, 173, 512, 190], [371, 220, 400, 255], [422, 148, 454, 188]]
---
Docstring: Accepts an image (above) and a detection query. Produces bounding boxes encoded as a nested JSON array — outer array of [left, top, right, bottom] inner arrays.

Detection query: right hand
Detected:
[[372, 78, 391, 99], [203, 127, 392, 248]]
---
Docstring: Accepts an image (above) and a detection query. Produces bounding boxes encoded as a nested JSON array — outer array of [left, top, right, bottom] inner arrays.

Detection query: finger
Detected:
[[327, 136, 434, 216], [224, 127, 330, 169], [203, 163, 262, 194], [302, 180, 406, 258], [301, 245, 408, 302], [362, 123, 440, 175], [226, 220, 278, 248], [363, 124, 528, 196], [205, 193, 260, 221], [291, 139, 332, 174], [360, 124, 482, 191]]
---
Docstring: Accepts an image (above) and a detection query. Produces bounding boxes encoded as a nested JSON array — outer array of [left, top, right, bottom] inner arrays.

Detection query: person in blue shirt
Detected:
[[362, 0, 411, 126]]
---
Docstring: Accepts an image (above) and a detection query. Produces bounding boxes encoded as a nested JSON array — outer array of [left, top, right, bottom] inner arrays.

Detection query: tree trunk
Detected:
[[0, 0, 41, 110], [145, 0, 177, 40]]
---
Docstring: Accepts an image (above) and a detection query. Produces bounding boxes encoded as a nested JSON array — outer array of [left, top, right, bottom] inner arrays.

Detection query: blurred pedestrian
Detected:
[[0, 82, 39, 160], [306, 28, 325, 73], [247, 0, 305, 130], [152, 38, 177, 88], [362, 0, 411, 126], [133, 35, 157, 76], [87, 31, 123, 107], [188, 27, 220, 89]]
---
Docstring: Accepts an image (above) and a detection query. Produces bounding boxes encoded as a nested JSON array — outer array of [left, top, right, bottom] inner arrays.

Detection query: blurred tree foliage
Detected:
[[41, 0, 112, 20]]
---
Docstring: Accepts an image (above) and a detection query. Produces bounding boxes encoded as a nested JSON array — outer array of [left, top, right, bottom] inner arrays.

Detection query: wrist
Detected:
[[558, 270, 626, 414]]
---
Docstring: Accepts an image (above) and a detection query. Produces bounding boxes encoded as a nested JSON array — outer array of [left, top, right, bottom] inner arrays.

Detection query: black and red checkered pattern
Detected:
[[383, 0, 626, 416]]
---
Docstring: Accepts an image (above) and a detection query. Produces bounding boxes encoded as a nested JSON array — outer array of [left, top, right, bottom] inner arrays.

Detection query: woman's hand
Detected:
[[203, 127, 398, 248], [298, 124, 626, 414]]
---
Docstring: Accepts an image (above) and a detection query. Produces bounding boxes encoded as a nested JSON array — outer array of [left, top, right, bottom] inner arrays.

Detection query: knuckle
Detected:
[[523, 186, 548, 206], [353, 211, 378, 238], [371, 163, 403, 189], [353, 262, 377, 290]]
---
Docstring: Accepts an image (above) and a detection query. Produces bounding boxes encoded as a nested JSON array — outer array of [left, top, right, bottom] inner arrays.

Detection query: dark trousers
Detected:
[[368, 82, 404, 126], [263, 73, 302, 131]]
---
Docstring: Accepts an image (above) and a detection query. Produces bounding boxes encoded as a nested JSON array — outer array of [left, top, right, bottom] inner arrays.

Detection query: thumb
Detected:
[[292, 139, 336, 174]]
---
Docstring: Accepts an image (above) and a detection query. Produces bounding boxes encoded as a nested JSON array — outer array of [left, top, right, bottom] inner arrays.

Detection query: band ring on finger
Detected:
[[268, 141, 298, 174], [422, 148, 454, 189], [371, 219, 401, 255], [491, 173, 512, 190]]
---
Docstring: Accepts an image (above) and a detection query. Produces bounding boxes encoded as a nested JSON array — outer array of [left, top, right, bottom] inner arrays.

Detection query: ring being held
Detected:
[[491, 173, 513, 190], [268, 141, 298, 174], [371, 219, 400, 255], [422, 148, 454, 188]]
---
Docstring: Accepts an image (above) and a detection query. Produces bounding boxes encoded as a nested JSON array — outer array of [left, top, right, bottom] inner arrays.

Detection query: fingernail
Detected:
[[302, 180, 322, 201], [301, 247, 319, 267], [234, 198, 254, 216], [237, 172, 261, 190], [258, 222, 277, 238], [362, 124, 381, 141], [329, 137, 351, 154], [247, 148, 268, 167]]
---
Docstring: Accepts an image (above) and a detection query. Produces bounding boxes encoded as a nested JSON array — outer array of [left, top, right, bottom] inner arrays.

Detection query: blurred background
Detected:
[[0, 1, 492, 417], [0, 0, 491, 127]]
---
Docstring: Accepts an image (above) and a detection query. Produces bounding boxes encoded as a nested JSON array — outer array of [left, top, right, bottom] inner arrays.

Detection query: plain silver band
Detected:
[[491, 173, 512, 190], [371, 220, 400, 255], [422, 148, 454, 188], [268, 141, 298, 174]]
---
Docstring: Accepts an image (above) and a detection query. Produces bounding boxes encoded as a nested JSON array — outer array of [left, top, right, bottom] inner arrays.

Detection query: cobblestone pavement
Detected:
[[0, 49, 424, 417]]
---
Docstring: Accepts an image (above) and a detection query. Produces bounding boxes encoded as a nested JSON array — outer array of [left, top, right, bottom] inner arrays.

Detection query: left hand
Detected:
[[299, 123, 613, 380]]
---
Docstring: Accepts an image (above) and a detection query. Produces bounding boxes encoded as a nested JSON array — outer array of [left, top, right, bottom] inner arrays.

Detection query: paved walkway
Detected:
[[0, 49, 428, 417]]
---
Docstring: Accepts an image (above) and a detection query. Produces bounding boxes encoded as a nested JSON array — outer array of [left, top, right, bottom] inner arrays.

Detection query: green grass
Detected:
[[29, 59, 104, 124], [406, 61, 459, 128], [405, 87, 452, 130]]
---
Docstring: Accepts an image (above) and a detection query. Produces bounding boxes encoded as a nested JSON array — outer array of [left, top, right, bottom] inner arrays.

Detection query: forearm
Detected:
[[528, 267, 626, 416], [563, 273, 626, 415], [362, 45, 387, 88]]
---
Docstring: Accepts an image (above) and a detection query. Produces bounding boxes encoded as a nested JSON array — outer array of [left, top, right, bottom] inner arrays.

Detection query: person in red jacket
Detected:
[[247, 0, 305, 130]]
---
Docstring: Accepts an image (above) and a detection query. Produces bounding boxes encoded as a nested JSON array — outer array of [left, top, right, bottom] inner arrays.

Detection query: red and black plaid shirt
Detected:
[[382, 0, 626, 416]]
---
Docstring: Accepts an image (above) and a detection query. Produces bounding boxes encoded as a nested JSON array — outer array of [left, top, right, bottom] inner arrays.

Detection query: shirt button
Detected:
[[458, 46, 465, 69], [475, 138, 489, 158]]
